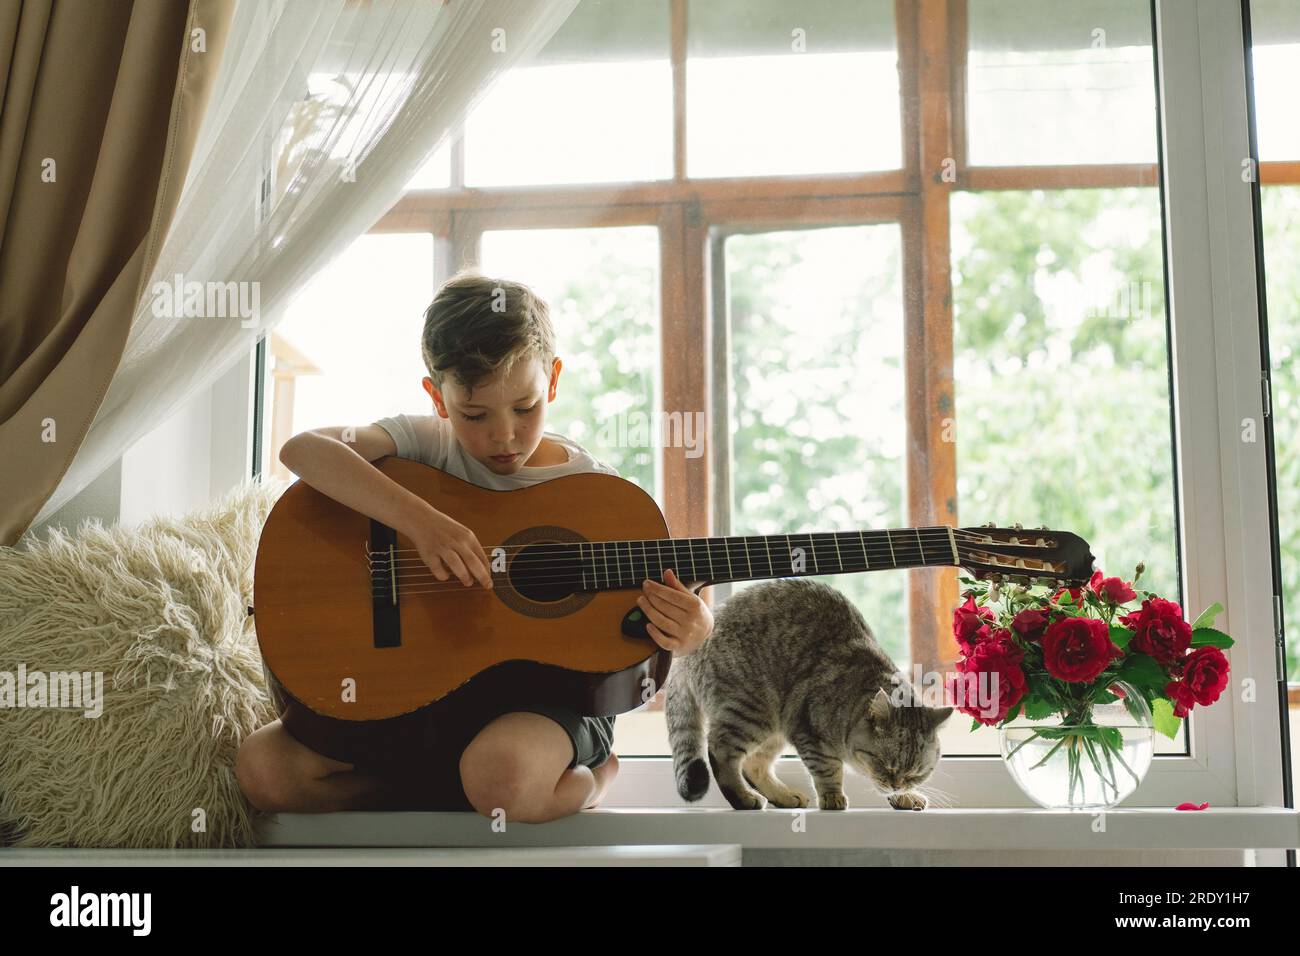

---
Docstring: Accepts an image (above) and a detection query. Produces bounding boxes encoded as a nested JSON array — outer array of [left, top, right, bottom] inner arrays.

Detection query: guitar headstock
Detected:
[[955, 524, 1095, 587]]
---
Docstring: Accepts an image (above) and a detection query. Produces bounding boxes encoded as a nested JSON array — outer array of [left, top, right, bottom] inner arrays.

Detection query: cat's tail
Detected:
[[665, 664, 710, 802]]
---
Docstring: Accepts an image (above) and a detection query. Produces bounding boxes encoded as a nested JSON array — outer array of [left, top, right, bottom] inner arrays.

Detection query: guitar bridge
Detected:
[[368, 519, 402, 648]]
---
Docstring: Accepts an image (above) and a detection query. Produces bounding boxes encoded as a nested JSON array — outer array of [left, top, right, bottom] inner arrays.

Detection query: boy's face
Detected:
[[423, 356, 562, 475]]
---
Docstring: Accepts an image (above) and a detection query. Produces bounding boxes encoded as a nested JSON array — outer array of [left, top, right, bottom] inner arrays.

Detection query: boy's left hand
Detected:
[[638, 568, 714, 655]]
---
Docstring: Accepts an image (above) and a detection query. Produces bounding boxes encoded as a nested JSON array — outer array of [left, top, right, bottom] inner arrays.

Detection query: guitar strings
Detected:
[[363, 527, 1041, 572], [362, 526, 1026, 574], [364, 531, 1048, 594], [365, 530, 1064, 597], [364, 527, 994, 578], [361, 525, 1012, 561], [366, 545, 1070, 599]]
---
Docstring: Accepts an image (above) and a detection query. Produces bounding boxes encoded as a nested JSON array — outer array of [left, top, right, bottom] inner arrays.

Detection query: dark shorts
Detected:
[[347, 701, 616, 812]]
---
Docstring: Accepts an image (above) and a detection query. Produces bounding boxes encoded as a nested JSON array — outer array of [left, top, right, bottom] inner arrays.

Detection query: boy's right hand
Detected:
[[410, 509, 494, 589]]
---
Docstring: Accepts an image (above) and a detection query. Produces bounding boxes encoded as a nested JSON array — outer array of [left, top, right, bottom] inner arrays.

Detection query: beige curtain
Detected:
[[0, 0, 235, 546]]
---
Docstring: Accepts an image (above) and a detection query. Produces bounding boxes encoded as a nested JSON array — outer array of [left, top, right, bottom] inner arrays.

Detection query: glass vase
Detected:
[[999, 680, 1155, 810]]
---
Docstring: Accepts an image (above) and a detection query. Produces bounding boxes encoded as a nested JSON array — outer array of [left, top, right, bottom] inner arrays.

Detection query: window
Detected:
[[1247, 0, 1300, 793], [478, 226, 663, 496], [465, 0, 672, 186], [964, 0, 1157, 166], [686, 0, 900, 177], [261, 233, 434, 481], [256, 0, 1287, 808], [720, 225, 905, 656]]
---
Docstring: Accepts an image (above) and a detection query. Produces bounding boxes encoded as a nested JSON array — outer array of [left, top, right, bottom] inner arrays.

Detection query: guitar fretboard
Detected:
[[577, 528, 959, 591]]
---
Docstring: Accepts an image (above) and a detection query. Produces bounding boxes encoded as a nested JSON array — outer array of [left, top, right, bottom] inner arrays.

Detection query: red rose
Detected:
[[984, 626, 1017, 652], [1051, 584, 1083, 604], [1012, 607, 1050, 642], [1051, 569, 1103, 606], [953, 594, 996, 656], [948, 635, 1026, 725], [1096, 576, 1137, 606], [1120, 597, 1191, 665], [1041, 616, 1124, 683], [1164, 646, 1230, 718]]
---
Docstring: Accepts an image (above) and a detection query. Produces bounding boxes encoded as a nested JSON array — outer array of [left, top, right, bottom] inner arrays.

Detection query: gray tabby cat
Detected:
[[666, 577, 952, 811]]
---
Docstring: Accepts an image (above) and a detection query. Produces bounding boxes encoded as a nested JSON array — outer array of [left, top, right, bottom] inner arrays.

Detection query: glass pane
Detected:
[[951, 187, 1183, 756], [268, 233, 435, 481], [1251, 0, 1300, 160], [966, 0, 1157, 166], [405, 138, 452, 189], [1249, 0, 1300, 797], [726, 225, 906, 648], [687, 0, 900, 178], [617, 223, 906, 757], [1258, 185, 1300, 684], [464, 0, 671, 186], [477, 227, 661, 498]]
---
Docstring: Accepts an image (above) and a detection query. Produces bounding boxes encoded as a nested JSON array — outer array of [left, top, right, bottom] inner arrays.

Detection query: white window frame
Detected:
[[235, 0, 1290, 813]]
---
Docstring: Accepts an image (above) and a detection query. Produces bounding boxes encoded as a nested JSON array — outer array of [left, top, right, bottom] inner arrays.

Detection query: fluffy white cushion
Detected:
[[0, 477, 290, 847]]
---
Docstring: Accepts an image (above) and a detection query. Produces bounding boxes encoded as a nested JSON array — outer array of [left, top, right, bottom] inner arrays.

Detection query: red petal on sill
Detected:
[[1174, 801, 1210, 811]]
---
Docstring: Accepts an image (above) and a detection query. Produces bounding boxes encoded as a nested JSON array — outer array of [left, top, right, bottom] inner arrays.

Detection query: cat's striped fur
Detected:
[[666, 577, 952, 810]]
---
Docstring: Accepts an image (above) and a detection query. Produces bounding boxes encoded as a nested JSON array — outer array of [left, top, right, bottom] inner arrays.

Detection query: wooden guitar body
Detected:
[[253, 457, 673, 762]]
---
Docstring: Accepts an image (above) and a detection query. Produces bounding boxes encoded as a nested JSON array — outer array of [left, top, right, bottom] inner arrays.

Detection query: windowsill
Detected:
[[256, 806, 1300, 850]]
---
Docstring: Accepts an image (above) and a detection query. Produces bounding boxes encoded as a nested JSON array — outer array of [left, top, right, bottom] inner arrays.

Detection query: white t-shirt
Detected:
[[373, 412, 621, 489]]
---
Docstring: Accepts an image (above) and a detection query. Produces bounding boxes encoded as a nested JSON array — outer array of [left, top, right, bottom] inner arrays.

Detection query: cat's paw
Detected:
[[817, 791, 848, 811], [721, 788, 767, 810], [767, 788, 810, 809], [888, 791, 929, 811]]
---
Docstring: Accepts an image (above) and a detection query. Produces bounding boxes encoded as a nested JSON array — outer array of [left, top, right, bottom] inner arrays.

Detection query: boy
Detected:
[[236, 271, 714, 822]]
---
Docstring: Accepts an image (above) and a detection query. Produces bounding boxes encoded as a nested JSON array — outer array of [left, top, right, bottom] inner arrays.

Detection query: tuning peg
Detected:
[[1013, 522, 1023, 531]]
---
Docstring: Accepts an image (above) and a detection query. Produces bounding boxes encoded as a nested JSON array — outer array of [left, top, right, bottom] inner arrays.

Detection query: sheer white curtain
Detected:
[[31, 0, 579, 527]]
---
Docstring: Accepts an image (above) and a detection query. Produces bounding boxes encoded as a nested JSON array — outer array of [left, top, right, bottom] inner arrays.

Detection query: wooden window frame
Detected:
[[367, 0, 1300, 680]]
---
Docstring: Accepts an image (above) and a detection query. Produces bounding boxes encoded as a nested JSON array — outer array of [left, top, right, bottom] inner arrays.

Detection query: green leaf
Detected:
[[1115, 653, 1169, 694], [1109, 625, 1133, 650], [1033, 727, 1072, 741], [1021, 695, 1058, 720], [970, 717, 983, 732], [1152, 697, 1182, 740], [1191, 601, 1224, 630], [1058, 590, 1075, 606], [1191, 627, 1234, 649], [1095, 726, 1124, 750]]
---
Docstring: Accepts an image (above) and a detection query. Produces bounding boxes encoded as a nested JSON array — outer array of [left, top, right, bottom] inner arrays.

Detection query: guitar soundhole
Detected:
[[510, 540, 582, 602], [494, 526, 595, 620]]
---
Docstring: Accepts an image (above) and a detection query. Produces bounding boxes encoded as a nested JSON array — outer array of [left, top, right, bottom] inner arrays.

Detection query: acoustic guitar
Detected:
[[250, 456, 1095, 761]]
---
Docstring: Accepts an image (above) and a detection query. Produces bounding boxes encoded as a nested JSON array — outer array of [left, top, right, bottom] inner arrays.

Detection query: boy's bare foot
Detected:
[[582, 752, 619, 809]]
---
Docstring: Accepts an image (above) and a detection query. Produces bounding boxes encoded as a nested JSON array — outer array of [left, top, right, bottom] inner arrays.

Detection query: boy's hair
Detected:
[[420, 270, 556, 402]]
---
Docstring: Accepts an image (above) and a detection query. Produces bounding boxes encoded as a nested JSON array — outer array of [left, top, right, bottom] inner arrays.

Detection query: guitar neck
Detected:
[[579, 527, 960, 591]]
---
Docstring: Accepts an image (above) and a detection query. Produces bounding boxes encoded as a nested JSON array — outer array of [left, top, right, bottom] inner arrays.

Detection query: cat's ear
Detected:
[[926, 706, 954, 729], [868, 688, 893, 723]]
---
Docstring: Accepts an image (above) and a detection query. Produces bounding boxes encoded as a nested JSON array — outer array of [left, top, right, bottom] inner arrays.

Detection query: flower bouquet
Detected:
[[946, 566, 1233, 809]]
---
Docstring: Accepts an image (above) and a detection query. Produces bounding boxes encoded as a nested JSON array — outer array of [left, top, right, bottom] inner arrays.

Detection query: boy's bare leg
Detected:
[[584, 752, 620, 809], [236, 718, 402, 813], [459, 712, 620, 823]]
